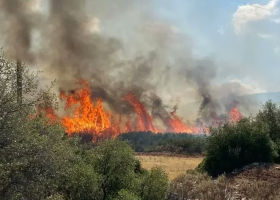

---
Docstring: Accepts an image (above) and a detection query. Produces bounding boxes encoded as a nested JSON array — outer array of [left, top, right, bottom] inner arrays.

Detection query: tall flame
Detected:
[[229, 107, 243, 122], [36, 80, 244, 141], [167, 111, 199, 133], [124, 93, 158, 133], [59, 81, 120, 141]]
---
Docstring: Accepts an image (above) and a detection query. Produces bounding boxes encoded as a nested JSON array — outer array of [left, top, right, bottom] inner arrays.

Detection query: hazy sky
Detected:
[[1, 0, 279, 95], [164, 0, 280, 93], [92, 0, 280, 93], [1, 0, 278, 120]]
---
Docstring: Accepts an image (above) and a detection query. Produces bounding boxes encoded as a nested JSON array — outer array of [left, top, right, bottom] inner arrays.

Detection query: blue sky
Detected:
[[90, 0, 280, 94], [145, 0, 280, 92], [93, 0, 277, 95]]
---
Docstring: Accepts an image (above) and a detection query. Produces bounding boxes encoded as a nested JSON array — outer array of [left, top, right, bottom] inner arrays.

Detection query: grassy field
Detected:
[[137, 154, 203, 180]]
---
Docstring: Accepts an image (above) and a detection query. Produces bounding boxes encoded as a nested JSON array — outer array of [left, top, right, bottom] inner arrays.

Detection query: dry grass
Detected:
[[137, 154, 203, 180]]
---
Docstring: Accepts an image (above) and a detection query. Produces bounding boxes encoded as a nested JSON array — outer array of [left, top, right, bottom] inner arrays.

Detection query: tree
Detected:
[[198, 118, 276, 176], [91, 139, 137, 200], [139, 167, 169, 200], [256, 100, 280, 162], [0, 49, 56, 149]]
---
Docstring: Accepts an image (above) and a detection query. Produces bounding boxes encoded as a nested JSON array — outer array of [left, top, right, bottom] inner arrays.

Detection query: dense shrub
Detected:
[[139, 167, 169, 200], [91, 139, 137, 199], [119, 131, 206, 154], [154, 136, 206, 155], [198, 117, 276, 176], [113, 189, 141, 200], [256, 100, 280, 162]]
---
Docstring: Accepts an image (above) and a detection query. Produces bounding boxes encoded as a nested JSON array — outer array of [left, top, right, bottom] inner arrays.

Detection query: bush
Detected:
[[139, 167, 169, 200], [91, 139, 137, 199], [0, 117, 79, 199], [59, 162, 102, 200], [256, 100, 280, 162], [119, 131, 206, 154], [198, 117, 276, 176], [113, 189, 141, 200]]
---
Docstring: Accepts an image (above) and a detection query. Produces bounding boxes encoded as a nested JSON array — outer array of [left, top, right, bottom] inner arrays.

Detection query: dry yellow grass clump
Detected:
[[137, 154, 203, 180]]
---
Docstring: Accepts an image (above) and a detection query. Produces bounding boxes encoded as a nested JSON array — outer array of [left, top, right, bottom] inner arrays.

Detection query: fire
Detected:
[[32, 104, 58, 124], [59, 81, 120, 141], [167, 110, 199, 133], [124, 93, 158, 133], [35, 80, 243, 141], [229, 107, 243, 122], [228, 101, 243, 122]]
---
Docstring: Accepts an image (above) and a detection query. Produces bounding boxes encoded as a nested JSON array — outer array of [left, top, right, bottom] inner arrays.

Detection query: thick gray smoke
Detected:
[[41, 0, 161, 114], [0, 0, 35, 62], [0, 0, 258, 125]]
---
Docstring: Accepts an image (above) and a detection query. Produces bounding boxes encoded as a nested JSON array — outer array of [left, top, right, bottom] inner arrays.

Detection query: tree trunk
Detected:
[[16, 60, 23, 105]]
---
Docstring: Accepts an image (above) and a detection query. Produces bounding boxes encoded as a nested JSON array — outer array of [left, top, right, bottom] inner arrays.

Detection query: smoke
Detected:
[[0, 0, 36, 61], [0, 0, 259, 125]]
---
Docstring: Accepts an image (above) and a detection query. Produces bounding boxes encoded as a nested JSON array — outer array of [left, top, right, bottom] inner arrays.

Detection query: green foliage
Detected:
[[46, 194, 65, 200], [113, 189, 141, 200], [256, 100, 280, 162], [198, 117, 276, 176], [119, 131, 206, 155], [0, 117, 76, 199], [139, 167, 169, 200], [59, 162, 102, 200], [92, 139, 137, 199], [0, 53, 69, 199], [154, 136, 206, 155]]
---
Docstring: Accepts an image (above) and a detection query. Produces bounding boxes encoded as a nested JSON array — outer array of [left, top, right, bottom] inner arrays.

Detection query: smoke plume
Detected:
[[0, 0, 259, 125], [0, 0, 36, 62]]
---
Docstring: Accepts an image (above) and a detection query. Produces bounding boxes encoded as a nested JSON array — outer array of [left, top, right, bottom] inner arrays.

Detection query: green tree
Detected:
[[113, 189, 141, 200], [256, 100, 280, 162], [139, 167, 169, 200], [91, 139, 137, 200], [198, 117, 276, 176]]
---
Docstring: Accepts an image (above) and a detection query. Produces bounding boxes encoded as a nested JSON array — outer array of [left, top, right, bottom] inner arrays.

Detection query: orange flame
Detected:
[[124, 93, 158, 133], [229, 107, 243, 122], [59, 81, 120, 141], [36, 80, 245, 141], [167, 111, 199, 133]]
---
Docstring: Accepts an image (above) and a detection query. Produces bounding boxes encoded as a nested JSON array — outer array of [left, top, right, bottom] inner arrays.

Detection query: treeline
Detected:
[[119, 132, 207, 155]]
